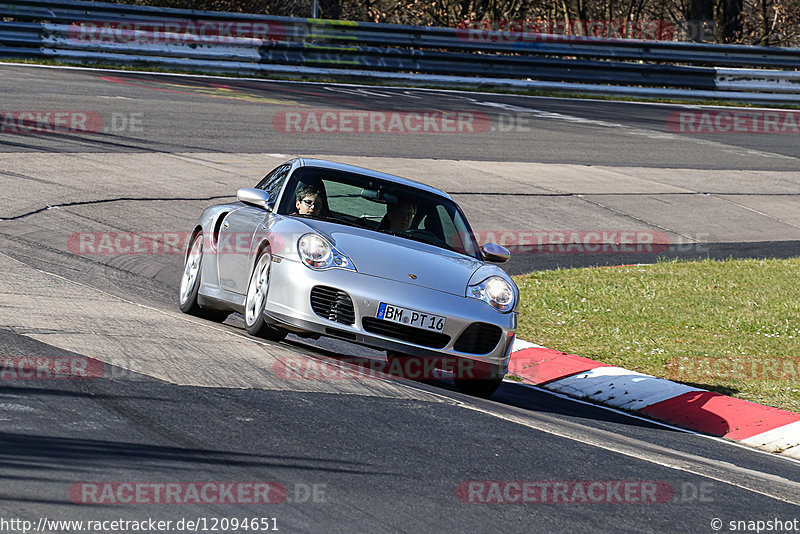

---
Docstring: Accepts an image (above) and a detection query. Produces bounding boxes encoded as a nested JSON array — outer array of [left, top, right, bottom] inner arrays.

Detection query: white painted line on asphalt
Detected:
[[463, 385, 800, 505], [473, 100, 797, 161], [6, 61, 800, 113], [506, 379, 800, 468]]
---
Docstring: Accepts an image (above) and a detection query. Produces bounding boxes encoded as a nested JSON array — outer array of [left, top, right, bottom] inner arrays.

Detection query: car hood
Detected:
[[302, 219, 483, 296]]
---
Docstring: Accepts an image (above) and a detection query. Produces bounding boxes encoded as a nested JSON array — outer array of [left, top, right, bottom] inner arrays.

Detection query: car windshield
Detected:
[[278, 167, 482, 259]]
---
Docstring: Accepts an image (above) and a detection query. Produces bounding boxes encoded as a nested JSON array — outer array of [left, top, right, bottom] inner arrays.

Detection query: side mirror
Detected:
[[237, 188, 273, 210], [481, 242, 511, 263]]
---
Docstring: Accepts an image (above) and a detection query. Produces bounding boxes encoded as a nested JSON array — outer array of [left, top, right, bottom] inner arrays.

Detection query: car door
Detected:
[[216, 164, 292, 294]]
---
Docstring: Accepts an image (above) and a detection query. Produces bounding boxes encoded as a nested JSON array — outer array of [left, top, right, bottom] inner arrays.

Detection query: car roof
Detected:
[[296, 158, 453, 201]]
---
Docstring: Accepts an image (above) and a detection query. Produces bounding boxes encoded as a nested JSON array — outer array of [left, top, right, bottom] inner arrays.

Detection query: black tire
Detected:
[[244, 249, 288, 342], [452, 359, 505, 397], [384, 351, 438, 383], [452, 376, 505, 398], [179, 232, 229, 322]]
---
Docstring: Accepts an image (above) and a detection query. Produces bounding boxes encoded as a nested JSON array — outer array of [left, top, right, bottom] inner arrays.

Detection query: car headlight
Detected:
[[297, 233, 356, 271], [468, 276, 515, 312]]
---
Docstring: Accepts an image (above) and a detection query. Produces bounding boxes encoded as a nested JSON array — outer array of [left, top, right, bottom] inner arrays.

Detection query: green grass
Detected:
[[514, 258, 800, 412]]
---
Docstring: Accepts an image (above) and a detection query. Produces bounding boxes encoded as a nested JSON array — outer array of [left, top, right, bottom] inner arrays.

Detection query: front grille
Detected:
[[454, 323, 503, 354], [310, 286, 355, 325], [362, 317, 450, 349]]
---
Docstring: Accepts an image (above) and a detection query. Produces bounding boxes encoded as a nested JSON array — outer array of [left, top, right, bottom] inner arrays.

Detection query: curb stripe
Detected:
[[545, 367, 705, 411], [739, 420, 800, 456], [639, 391, 800, 440], [507, 346, 612, 385], [508, 340, 800, 457]]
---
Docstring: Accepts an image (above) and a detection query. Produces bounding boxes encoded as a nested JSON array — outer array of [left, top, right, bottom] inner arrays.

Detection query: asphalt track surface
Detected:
[[1, 64, 800, 533]]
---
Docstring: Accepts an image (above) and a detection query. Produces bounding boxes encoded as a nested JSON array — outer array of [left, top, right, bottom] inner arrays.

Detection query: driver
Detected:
[[294, 183, 327, 217], [383, 197, 417, 232]]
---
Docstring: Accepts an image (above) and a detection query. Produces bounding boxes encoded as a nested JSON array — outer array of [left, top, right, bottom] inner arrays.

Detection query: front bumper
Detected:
[[264, 257, 516, 374]]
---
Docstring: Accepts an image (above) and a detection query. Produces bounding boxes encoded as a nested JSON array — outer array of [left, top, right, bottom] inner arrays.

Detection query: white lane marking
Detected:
[[324, 86, 394, 98], [7, 61, 800, 113], [509, 380, 800, 468], [714, 195, 800, 231], [474, 100, 797, 160], [463, 384, 800, 505], [5, 250, 800, 501]]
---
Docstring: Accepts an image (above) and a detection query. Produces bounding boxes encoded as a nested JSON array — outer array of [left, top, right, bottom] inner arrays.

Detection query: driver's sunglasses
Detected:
[[301, 199, 318, 207]]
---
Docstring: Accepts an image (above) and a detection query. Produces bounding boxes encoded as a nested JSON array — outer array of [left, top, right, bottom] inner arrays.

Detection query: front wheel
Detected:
[[453, 376, 505, 398], [179, 232, 229, 321], [452, 359, 505, 397], [244, 250, 287, 342]]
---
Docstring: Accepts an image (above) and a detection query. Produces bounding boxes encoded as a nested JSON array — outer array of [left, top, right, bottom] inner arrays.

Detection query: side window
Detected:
[[256, 164, 291, 204]]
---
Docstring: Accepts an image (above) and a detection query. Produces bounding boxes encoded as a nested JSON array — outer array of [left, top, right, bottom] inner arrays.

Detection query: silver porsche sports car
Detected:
[[179, 159, 518, 396]]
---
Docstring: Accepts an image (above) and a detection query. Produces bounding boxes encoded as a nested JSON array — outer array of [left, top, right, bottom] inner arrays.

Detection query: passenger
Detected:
[[381, 197, 417, 232]]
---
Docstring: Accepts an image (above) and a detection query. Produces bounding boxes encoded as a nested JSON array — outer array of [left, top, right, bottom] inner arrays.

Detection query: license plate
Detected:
[[377, 302, 446, 332]]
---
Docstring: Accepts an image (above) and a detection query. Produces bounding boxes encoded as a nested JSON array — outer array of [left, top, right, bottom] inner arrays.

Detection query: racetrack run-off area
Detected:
[[2, 64, 800, 533]]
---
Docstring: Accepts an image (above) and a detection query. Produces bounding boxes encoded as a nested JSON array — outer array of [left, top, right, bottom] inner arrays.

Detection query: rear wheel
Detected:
[[179, 232, 229, 321], [244, 250, 287, 342]]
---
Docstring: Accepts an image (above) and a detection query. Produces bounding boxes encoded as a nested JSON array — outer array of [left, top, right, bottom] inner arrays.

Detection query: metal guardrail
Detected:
[[1, 0, 799, 102]]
